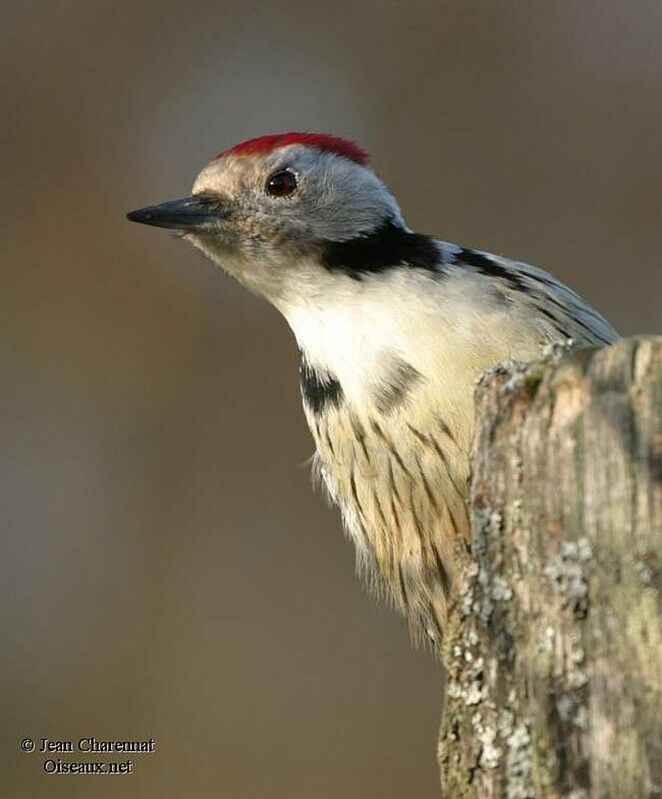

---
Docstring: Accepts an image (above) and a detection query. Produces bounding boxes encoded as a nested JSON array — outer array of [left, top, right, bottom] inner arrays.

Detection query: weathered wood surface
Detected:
[[439, 337, 661, 799]]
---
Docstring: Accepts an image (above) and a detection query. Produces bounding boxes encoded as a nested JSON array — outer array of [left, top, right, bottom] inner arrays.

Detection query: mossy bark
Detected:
[[438, 337, 662, 798]]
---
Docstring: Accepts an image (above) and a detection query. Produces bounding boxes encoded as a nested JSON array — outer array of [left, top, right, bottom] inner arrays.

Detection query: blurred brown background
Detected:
[[2, 1, 660, 797]]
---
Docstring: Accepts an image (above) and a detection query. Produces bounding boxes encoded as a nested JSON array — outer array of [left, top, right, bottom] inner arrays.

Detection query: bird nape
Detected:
[[127, 131, 618, 650]]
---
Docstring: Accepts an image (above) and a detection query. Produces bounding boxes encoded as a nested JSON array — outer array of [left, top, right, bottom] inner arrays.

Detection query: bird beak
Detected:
[[126, 195, 227, 230]]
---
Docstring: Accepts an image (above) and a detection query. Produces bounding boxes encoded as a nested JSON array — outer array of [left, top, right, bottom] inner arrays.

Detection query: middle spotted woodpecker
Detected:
[[128, 132, 619, 647]]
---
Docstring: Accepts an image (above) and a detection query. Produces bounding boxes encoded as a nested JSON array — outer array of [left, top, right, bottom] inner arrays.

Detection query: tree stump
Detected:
[[438, 337, 661, 798]]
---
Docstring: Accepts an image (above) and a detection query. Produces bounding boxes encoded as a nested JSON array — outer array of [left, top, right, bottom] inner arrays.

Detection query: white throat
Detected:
[[280, 268, 449, 409], [278, 258, 530, 426]]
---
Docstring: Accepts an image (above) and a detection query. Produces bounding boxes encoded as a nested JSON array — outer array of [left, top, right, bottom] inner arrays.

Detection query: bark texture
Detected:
[[438, 337, 661, 798]]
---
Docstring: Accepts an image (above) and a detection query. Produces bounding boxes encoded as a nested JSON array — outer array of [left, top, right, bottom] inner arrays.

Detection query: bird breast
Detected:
[[303, 365, 472, 645]]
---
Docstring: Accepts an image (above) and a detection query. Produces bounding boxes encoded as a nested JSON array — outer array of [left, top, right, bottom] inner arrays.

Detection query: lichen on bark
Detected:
[[438, 337, 662, 799]]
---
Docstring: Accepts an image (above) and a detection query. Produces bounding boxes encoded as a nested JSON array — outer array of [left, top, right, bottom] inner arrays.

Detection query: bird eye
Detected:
[[265, 169, 298, 198]]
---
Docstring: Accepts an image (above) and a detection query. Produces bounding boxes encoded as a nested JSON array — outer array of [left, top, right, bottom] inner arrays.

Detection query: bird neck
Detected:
[[280, 268, 443, 410]]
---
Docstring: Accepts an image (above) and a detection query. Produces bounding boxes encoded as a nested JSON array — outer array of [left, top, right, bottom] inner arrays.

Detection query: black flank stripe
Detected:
[[320, 220, 441, 278], [349, 466, 365, 519], [432, 545, 452, 598], [408, 485, 427, 550], [406, 423, 428, 446], [351, 415, 371, 463], [371, 419, 413, 480], [429, 436, 465, 501], [398, 565, 409, 606], [436, 416, 458, 447], [415, 455, 440, 515], [387, 459, 402, 505], [446, 504, 460, 538], [389, 495, 403, 541], [373, 491, 389, 529], [325, 430, 336, 458], [300, 357, 343, 414]]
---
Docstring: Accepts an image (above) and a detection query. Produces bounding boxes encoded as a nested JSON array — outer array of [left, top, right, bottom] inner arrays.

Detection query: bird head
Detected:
[[127, 133, 406, 306]]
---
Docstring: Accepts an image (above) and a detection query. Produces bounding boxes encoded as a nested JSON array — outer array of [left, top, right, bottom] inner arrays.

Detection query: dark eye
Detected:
[[265, 169, 298, 198]]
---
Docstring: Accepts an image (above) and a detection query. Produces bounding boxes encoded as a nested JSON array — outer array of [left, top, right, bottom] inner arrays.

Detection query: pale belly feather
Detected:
[[306, 395, 471, 644]]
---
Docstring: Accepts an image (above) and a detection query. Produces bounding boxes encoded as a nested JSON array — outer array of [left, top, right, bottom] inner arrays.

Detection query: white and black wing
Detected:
[[441, 244, 619, 346]]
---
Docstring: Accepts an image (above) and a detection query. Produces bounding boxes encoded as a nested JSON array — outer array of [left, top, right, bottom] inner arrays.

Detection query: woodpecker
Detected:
[[127, 132, 618, 646]]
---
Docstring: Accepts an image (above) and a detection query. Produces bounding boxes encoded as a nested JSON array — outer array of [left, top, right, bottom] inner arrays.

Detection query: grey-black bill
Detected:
[[126, 195, 226, 230]]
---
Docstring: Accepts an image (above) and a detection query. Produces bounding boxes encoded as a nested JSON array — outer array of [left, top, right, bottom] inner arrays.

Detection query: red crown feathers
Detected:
[[217, 132, 369, 165]]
